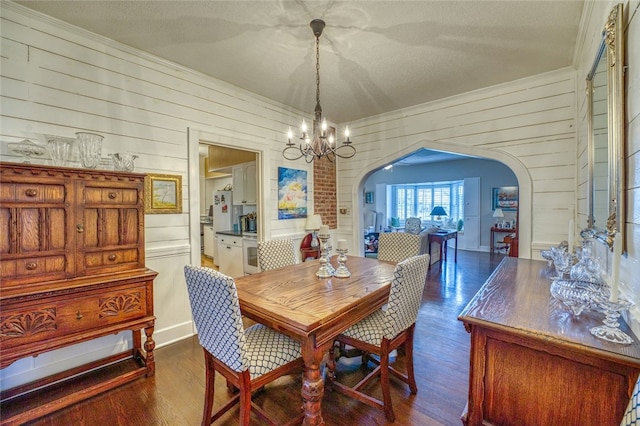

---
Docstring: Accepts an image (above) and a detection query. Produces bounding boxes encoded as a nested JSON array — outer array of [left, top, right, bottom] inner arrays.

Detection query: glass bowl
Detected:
[[9, 140, 46, 163], [110, 153, 138, 172], [550, 279, 604, 316]]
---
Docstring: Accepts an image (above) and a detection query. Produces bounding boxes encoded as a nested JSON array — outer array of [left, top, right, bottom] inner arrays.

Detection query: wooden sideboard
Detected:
[[459, 257, 640, 426], [0, 162, 157, 425]]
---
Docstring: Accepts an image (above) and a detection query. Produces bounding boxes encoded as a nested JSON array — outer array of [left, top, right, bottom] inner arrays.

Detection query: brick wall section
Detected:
[[313, 156, 337, 228]]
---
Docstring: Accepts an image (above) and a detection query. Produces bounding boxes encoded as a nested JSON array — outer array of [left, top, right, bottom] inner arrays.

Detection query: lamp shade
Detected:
[[305, 214, 322, 231], [493, 208, 504, 218], [430, 206, 448, 217]]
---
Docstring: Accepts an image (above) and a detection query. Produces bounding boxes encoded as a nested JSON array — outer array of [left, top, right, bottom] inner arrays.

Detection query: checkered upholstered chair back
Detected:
[[377, 232, 421, 263], [184, 265, 249, 372], [383, 254, 430, 339], [404, 217, 422, 234], [257, 239, 297, 271], [621, 375, 639, 425]]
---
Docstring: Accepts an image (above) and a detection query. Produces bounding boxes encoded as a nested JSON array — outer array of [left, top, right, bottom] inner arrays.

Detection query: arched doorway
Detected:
[[351, 140, 532, 258]]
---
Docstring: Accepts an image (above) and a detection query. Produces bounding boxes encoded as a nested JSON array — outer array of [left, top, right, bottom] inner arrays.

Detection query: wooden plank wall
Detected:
[[335, 67, 578, 261]]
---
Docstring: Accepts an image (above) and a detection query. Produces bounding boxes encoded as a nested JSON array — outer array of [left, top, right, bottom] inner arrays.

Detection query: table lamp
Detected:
[[430, 206, 447, 227], [305, 214, 323, 248], [493, 208, 504, 227]]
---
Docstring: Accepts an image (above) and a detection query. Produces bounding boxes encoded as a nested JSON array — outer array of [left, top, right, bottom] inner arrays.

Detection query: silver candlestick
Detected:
[[333, 248, 351, 278], [316, 233, 333, 278]]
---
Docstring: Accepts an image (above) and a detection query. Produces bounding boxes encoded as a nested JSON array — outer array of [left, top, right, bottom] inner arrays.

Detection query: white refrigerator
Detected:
[[212, 190, 240, 266], [213, 190, 234, 232]]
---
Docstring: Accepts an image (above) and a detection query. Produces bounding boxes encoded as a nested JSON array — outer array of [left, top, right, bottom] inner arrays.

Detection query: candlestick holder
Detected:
[[333, 248, 351, 278], [590, 298, 635, 344], [316, 234, 333, 278]]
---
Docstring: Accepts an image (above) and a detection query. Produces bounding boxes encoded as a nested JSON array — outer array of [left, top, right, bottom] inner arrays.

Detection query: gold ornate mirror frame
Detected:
[[586, 3, 625, 250]]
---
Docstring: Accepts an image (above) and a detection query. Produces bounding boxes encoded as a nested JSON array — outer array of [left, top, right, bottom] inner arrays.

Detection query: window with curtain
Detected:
[[389, 181, 464, 227]]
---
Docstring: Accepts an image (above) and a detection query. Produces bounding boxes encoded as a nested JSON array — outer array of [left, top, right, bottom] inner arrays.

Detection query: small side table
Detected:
[[490, 227, 517, 255], [427, 230, 458, 269]]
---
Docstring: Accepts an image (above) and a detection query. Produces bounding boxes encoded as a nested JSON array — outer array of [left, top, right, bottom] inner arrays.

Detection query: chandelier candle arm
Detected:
[[283, 19, 356, 163]]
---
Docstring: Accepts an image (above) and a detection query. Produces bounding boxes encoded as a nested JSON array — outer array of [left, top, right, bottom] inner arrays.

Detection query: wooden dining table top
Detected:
[[234, 255, 396, 345]]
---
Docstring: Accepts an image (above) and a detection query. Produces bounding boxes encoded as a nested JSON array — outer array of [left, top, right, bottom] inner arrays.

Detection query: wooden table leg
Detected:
[[301, 340, 325, 426], [454, 234, 458, 263]]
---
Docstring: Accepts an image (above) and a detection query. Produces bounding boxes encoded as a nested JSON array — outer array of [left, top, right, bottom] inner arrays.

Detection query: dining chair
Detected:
[[327, 254, 430, 422], [377, 232, 421, 262], [183, 265, 304, 426], [620, 375, 639, 426], [257, 239, 297, 271], [404, 217, 422, 234]]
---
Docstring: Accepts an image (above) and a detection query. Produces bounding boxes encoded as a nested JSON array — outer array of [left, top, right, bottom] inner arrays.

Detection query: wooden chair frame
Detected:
[[327, 324, 417, 422], [202, 348, 304, 425]]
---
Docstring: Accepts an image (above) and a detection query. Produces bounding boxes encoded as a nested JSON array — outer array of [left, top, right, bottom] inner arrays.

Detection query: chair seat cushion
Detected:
[[340, 308, 387, 346], [245, 324, 302, 379]]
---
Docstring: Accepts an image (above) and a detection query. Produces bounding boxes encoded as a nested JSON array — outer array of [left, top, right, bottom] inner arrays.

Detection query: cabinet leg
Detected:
[[144, 323, 156, 376]]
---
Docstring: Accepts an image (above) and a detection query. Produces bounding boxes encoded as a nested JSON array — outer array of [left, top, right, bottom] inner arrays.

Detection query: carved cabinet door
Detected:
[[75, 179, 145, 276], [0, 176, 75, 289]]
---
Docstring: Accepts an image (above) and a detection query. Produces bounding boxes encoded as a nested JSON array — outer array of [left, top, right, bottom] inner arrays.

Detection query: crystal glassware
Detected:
[[8, 139, 46, 163], [46, 136, 75, 166], [76, 132, 103, 169], [110, 152, 138, 172], [550, 279, 603, 316], [570, 238, 603, 284], [550, 247, 573, 279], [591, 298, 635, 344]]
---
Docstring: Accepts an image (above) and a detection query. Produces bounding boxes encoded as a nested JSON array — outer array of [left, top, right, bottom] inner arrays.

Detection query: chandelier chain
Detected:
[[283, 19, 355, 163], [316, 35, 321, 109]]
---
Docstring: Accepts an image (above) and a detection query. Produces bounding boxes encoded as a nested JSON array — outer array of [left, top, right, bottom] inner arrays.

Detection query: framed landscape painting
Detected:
[[145, 173, 182, 214], [492, 186, 518, 211]]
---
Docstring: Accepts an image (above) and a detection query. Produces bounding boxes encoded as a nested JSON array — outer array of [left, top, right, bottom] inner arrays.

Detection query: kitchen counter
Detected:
[[216, 230, 243, 237]]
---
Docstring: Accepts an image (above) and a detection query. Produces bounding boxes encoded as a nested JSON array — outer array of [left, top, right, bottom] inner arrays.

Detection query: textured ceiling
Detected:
[[15, 0, 584, 125]]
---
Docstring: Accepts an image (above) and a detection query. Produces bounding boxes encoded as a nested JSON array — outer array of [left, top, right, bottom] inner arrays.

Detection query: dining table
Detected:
[[234, 255, 397, 426]]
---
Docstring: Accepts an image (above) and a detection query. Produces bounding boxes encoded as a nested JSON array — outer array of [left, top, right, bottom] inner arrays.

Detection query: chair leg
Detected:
[[405, 326, 417, 394], [380, 340, 395, 423], [202, 351, 216, 426]]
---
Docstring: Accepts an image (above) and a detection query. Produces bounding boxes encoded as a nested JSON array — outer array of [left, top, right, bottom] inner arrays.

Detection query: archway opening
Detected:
[[351, 140, 531, 258]]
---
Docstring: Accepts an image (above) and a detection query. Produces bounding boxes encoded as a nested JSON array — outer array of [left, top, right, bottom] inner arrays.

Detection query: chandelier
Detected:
[[283, 19, 355, 163]]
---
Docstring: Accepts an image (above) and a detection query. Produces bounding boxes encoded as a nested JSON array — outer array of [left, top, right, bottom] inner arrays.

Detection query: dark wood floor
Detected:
[[26, 250, 506, 426]]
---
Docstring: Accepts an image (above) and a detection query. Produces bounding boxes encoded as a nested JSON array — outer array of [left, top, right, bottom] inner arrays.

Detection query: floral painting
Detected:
[[278, 167, 307, 219]]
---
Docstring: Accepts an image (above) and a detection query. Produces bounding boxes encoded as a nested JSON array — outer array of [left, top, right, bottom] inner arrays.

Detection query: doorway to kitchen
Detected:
[[198, 142, 259, 276], [189, 130, 263, 277]]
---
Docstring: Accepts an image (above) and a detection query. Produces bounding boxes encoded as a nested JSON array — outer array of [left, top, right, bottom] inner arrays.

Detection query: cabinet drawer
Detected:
[[1, 255, 69, 287], [81, 248, 140, 272], [0, 285, 148, 349], [83, 187, 139, 205], [0, 183, 66, 203]]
